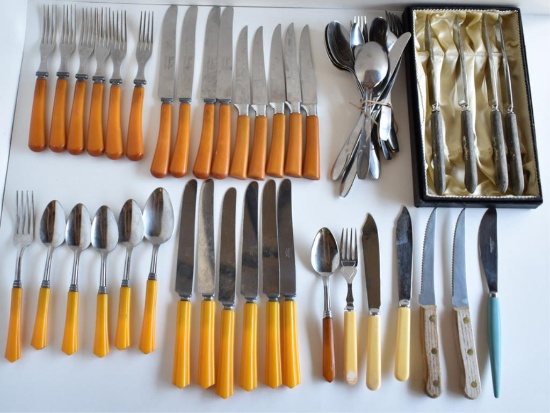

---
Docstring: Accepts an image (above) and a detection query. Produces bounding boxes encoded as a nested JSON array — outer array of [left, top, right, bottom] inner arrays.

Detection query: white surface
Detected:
[[0, 1, 548, 412]]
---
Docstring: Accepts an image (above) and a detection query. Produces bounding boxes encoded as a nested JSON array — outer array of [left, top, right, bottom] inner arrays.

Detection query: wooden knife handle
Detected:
[[461, 109, 478, 193], [284, 112, 303, 177], [266, 113, 286, 178], [5, 287, 23, 362], [239, 302, 258, 391], [114, 285, 131, 350], [490, 109, 508, 193], [229, 114, 250, 180], [126, 85, 145, 161], [28, 77, 48, 152], [265, 300, 282, 388], [216, 308, 235, 399], [93, 292, 109, 358], [322, 316, 335, 382], [488, 296, 501, 398], [394, 307, 410, 382], [67, 80, 86, 155], [49, 77, 68, 152], [87, 82, 105, 156], [303, 114, 320, 180], [247, 115, 268, 180], [169, 102, 192, 177], [211, 103, 231, 179], [193, 103, 216, 179], [150, 102, 172, 178], [173, 300, 192, 388], [31, 286, 51, 350], [453, 307, 482, 399], [431, 110, 446, 195], [505, 111, 524, 195], [139, 279, 158, 354], [62, 290, 79, 355], [366, 314, 381, 391], [105, 84, 124, 160], [197, 299, 216, 389], [343, 310, 357, 385], [282, 299, 300, 388], [420, 305, 442, 398]]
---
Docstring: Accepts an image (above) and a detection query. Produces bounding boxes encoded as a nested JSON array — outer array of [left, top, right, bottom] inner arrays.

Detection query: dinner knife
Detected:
[[362, 213, 381, 391], [193, 7, 220, 179], [169, 6, 198, 177], [452, 209, 481, 399], [278, 179, 300, 388], [216, 188, 237, 399], [150, 5, 177, 178], [229, 26, 251, 180], [419, 208, 442, 398], [300, 25, 320, 180], [395, 206, 412, 382], [172, 179, 197, 389], [196, 179, 216, 389], [239, 182, 259, 391], [478, 207, 500, 398]]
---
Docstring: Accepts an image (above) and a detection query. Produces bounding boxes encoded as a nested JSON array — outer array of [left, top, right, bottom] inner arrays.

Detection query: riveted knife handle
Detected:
[[216, 308, 235, 399], [93, 292, 109, 358], [229, 115, 251, 180], [323, 316, 335, 382], [211, 103, 232, 179], [67, 80, 86, 155], [344, 310, 358, 385], [62, 290, 79, 355], [150, 103, 173, 178], [49, 77, 68, 152], [282, 299, 300, 388], [5, 287, 22, 362], [453, 307, 481, 399], [248, 116, 268, 180], [87, 82, 105, 156], [193, 103, 216, 179], [105, 84, 124, 160], [240, 302, 258, 391], [265, 300, 282, 388], [394, 307, 410, 382], [173, 300, 191, 388], [490, 109, 508, 193], [461, 109, 478, 193], [284, 112, 303, 177], [31, 286, 51, 350], [420, 305, 442, 398], [114, 285, 131, 350], [488, 296, 501, 398], [29, 77, 47, 152], [431, 110, 446, 195], [505, 111, 524, 195], [303, 115, 320, 180], [139, 279, 158, 354], [266, 113, 286, 178], [198, 299, 216, 389], [126, 85, 145, 161], [169, 102, 191, 177], [366, 314, 381, 391]]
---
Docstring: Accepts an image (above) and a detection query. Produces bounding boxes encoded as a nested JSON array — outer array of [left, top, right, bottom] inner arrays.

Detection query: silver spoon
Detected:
[[311, 227, 340, 383]]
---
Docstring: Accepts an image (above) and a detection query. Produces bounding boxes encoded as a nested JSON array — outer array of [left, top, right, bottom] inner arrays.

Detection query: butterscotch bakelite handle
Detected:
[[49, 77, 68, 152], [211, 104, 232, 179], [266, 113, 285, 178], [114, 286, 131, 350], [323, 316, 335, 382], [105, 84, 124, 160], [303, 115, 320, 180], [343, 310, 358, 385], [67, 80, 86, 155], [87, 82, 105, 156], [216, 309, 235, 399], [62, 290, 79, 355], [31, 287, 51, 350], [366, 314, 381, 391], [282, 299, 300, 388], [126, 85, 145, 161], [193, 103, 216, 179], [139, 279, 158, 354], [239, 302, 258, 391], [229, 115, 250, 180], [5, 287, 23, 362], [395, 307, 411, 382], [150, 103, 172, 178], [172, 300, 191, 388], [169, 102, 192, 177], [93, 293, 109, 358], [29, 77, 47, 152], [247, 116, 268, 180], [265, 301, 282, 388], [197, 299, 216, 389], [284, 112, 303, 178]]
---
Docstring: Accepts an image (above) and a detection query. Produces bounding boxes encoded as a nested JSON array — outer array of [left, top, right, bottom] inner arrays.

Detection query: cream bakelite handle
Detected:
[[211, 104, 232, 179], [239, 302, 258, 391], [172, 300, 192, 388], [31, 287, 51, 350], [303, 115, 320, 180], [265, 300, 282, 388], [343, 310, 357, 385], [114, 286, 131, 350], [29, 77, 47, 152], [266, 113, 285, 178], [105, 84, 124, 160], [394, 307, 410, 382], [247, 116, 268, 180], [454, 307, 482, 399], [420, 305, 442, 398], [62, 290, 79, 355], [216, 309, 235, 399], [282, 299, 300, 388], [67, 80, 86, 155], [126, 85, 145, 161], [169, 102, 192, 177], [5, 287, 23, 362], [49, 77, 68, 152], [150, 103, 172, 178], [193, 103, 216, 179], [197, 299, 216, 389], [87, 82, 105, 156], [366, 314, 381, 391], [93, 293, 109, 358], [284, 112, 303, 177], [229, 115, 251, 180], [139, 279, 158, 354]]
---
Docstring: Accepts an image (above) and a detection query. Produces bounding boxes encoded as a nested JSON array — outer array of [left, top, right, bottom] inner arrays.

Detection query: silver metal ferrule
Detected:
[[398, 299, 411, 308], [301, 103, 317, 116], [69, 283, 78, 292], [322, 277, 332, 319], [92, 75, 106, 84], [251, 104, 267, 117], [218, 98, 231, 105], [269, 101, 285, 114], [56, 71, 70, 79], [41, 280, 51, 289], [285, 100, 301, 113], [234, 103, 250, 117], [369, 308, 380, 316], [98, 286, 107, 294], [110, 78, 123, 86], [36, 71, 49, 79], [489, 291, 498, 298]]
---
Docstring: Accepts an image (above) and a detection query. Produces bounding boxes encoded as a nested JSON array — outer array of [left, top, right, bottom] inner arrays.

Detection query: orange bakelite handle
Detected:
[[193, 103, 216, 179], [5, 287, 23, 362], [229, 115, 250, 180], [29, 77, 47, 152], [169, 102, 192, 177], [126, 85, 145, 161], [93, 293, 109, 358], [197, 299, 216, 389], [172, 300, 192, 388], [323, 316, 335, 382], [266, 113, 285, 178], [87, 82, 105, 156], [282, 299, 300, 388], [105, 84, 124, 160], [211, 104, 232, 179], [150, 103, 172, 178], [31, 287, 51, 350], [265, 300, 282, 388], [216, 309, 236, 399], [303, 115, 320, 180], [67, 80, 86, 155], [114, 286, 131, 350], [49, 77, 68, 152], [284, 112, 303, 177], [62, 290, 79, 355], [239, 302, 258, 391], [247, 116, 268, 180], [139, 279, 158, 354]]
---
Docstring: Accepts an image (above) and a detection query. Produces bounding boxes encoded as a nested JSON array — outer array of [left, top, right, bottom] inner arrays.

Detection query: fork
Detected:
[[340, 228, 358, 385], [127, 11, 154, 161], [5, 191, 35, 362], [105, 10, 127, 159], [29, 5, 56, 152]]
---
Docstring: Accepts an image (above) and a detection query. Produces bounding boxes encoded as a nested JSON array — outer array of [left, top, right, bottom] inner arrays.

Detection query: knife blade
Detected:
[[362, 213, 381, 390], [419, 208, 442, 398], [193, 7, 221, 179], [478, 207, 500, 398], [169, 6, 198, 178], [452, 209, 481, 399], [216, 187, 237, 399], [196, 179, 216, 389], [395, 206, 412, 382], [150, 5, 177, 178]]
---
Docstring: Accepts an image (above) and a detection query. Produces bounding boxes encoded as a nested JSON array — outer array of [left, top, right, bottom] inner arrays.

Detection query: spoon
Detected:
[[311, 227, 340, 382], [91, 205, 119, 358], [31, 200, 66, 350], [114, 199, 144, 350], [140, 187, 174, 354], [62, 203, 91, 355]]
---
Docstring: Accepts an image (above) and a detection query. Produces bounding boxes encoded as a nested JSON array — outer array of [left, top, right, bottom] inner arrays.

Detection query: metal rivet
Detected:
[[471, 381, 478, 388], [433, 380, 440, 387], [431, 348, 438, 355], [463, 316, 470, 324], [467, 349, 474, 356], [429, 315, 436, 322]]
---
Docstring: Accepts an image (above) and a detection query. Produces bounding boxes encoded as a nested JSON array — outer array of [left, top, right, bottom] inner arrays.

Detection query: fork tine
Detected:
[[352, 228, 358, 260], [340, 228, 346, 260]]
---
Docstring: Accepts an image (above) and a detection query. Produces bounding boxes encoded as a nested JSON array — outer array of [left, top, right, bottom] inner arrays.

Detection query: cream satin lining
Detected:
[[413, 9, 539, 197]]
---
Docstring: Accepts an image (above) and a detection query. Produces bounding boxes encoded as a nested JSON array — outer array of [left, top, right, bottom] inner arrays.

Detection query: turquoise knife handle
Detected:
[[488, 296, 501, 398]]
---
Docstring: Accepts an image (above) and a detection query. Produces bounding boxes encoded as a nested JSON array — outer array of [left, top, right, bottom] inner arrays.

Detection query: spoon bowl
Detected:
[[91, 206, 119, 257], [119, 199, 144, 253], [40, 200, 66, 251], [66, 204, 91, 255]]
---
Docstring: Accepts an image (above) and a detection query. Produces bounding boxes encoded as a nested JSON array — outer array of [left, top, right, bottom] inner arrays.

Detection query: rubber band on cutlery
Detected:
[[150, 102, 172, 178], [169, 101, 192, 177], [49, 77, 68, 152], [211, 103, 232, 179]]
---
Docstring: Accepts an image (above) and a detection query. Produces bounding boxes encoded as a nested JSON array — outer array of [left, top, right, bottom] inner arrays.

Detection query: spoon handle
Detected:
[[139, 279, 158, 354], [93, 292, 109, 358], [61, 290, 79, 355], [323, 316, 335, 382], [114, 286, 131, 350], [31, 286, 51, 350]]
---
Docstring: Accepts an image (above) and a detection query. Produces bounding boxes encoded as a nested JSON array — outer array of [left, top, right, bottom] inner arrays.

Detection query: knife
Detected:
[[395, 206, 412, 382], [482, 16, 508, 194], [262, 179, 282, 388], [419, 208, 442, 398], [478, 207, 500, 398], [247, 27, 269, 180], [150, 5, 177, 178], [266, 24, 286, 178], [278, 179, 300, 388], [229, 26, 251, 180], [216, 188, 237, 399], [169, 6, 198, 177], [239, 182, 259, 391], [496, 16, 524, 195], [453, 18, 478, 193], [193, 7, 220, 179], [300, 25, 320, 180], [210, 7, 234, 179], [196, 179, 216, 389], [452, 209, 481, 399], [362, 213, 381, 391], [172, 179, 197, 389]]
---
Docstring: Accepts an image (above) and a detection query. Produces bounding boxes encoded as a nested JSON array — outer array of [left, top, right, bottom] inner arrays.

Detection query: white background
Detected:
[[0, 1, 548, 412]]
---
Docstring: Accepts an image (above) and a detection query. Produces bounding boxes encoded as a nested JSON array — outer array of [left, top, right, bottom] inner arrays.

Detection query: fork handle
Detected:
[[105, 84, 124, 159], [5, 287, 22, 362], [126, 85, 145, 161], [169, 101, 192, 177], [31, 286, 51, 350], [49, 77, 68, 152], [87, 82, 105, 156], [28, 77, 48, 152], [150, 102, 172, 178], [344, 310, 358, 385], [211, 103, 232, 179], [67, 79, 87, 155]]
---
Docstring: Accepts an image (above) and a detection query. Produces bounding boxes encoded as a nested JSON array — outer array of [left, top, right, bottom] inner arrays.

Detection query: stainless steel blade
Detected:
[[396, 207, 413, 305], [478, 207, 498, 294], [200, 7, 221, 102], [425, 16, 441, 108], [196, 179, 215, 298], [240, 182, 259, 301], [216, 7, 234, 102], [158, 5, 178, 100], [233, 26, 250, 105], [175, 179, 198, 299], [496, 16, 514, 111], [218, 188, 237, 308], [299, 25, 317, 110], [278, 179, 296, 299], [419, 208, 437, 306], [262, 180, 279, 299], [362, 213, 380, 313], [283, 23, 301, 112], [251, 26, 268, 113], [453, 19, 469, 109], [482, 17, 499, 109], [452, 209, 469, 308], [269, 24, 286, 112], [176, 6, 198, 101]]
